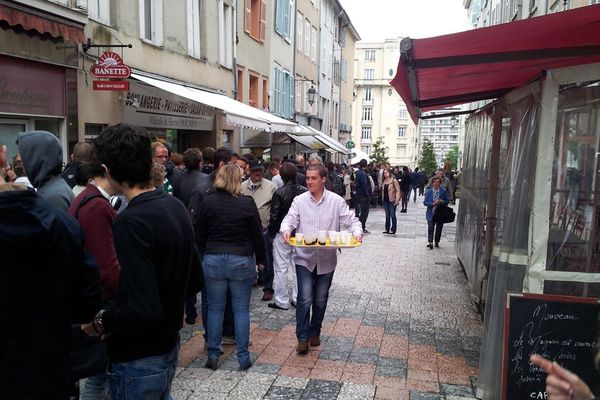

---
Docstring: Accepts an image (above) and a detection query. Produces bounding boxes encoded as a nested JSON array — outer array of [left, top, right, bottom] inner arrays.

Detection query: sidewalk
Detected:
[[173, 199, 482, 400]]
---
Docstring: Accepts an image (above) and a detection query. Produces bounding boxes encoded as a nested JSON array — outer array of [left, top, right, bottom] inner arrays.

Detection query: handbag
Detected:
[[68, 324, 108, 381], [433, 204, 456, 224]]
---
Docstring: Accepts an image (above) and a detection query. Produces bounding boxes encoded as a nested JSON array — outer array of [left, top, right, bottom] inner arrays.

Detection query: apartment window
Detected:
[[275, 0, 293, 40], [361, 126, 372, 140], [273, 65, 294, 118], [88, 0, 110, 25], [244, 0, 266, 42], [237, 68, 244, 101], [304, 19, 311, 56], [362, 107, 372, 121], [398, 126, 406, 138], [398, 107, 408, 119], [249, 74, 259, 107], [296, 12, 303, 52], [364, 49, 375, 61], [361, 145, 371, 155], [364, 69, 374, 80], [139, 0, 163, 45], [262, 78, 268, 109], [341, 59, 348, 81], [219, 1, 233, 68], [310, 26, 317, 62], [187, 0, 201, 58], [397, 145, 407, 157], [364, 87, 373, 101], [295, 78, 302, 113]]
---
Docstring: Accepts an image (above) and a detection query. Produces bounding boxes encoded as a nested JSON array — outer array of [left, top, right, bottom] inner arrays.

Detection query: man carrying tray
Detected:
[[281, 164, 363, 354]]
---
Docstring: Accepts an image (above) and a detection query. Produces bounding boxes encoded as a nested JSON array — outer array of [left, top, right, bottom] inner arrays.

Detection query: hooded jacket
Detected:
[[0, 185, 101, 399], [17, 131, 74, 211]]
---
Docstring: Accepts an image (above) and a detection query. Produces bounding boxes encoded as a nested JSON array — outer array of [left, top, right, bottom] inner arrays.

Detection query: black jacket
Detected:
[[173, 169, 211, 208], [267, 181, 307, 237], [103, 190, 200, 363], [192, 188, 266, 265], [0, 187, 100, 399]]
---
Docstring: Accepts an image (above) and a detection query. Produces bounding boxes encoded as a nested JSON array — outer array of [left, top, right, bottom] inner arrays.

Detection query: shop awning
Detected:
[[391, 4, 600, 123], [303, 126, 351, 155], [0, 3, 85, 43], [287, 133, 328, 151], [131, 73, 298, 133]]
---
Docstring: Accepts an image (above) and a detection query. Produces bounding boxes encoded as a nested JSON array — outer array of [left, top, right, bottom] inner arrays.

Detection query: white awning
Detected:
[[350, 149, 371, 164], [131, 73, 298, 133], [287, 133, 328, 150], [301, 126, 351, 155]]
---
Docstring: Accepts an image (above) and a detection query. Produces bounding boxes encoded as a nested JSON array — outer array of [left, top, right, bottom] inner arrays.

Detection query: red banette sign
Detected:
[[90, 51, 131, 79], [93, 81, 129, 91]]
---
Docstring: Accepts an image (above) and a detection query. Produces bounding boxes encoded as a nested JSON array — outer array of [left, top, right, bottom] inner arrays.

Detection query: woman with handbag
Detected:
[[381, 169, 401, 234], [423, 176, 449, 249]]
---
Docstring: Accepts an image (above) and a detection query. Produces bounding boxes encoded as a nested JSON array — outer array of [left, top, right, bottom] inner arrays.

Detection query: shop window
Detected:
[[139, 0, 163, 46], [249, 74, 259, 108], [244, 0, 267, 42]]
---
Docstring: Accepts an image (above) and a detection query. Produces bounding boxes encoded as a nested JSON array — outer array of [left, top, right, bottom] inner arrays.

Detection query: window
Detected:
[[398, 126, 406, 138], [139, 0, 163, 45], [397, 145, 407, 157], [244, 0, 266, 42], [275, 0, 293, 40], [296, 12, 303, 52], [219, 1, 233, 68], [362, 107, 372, 121], [341, 59, 348, 81], [295, 78, 302, 113], [361, 145, 370, 155], [262, 78, 268, 109], [304, 19, 311, 56], [187, 0, 201, 58], [310, 26, 317, 62], [361, 126, 372, 140], [364, 69, 374, 80], [273, 65, 294, 118], [88, 0, 110, 25], [364, 49, 375, 61], [398, 107, 408, 119], [249, 74, 259, 107], [364, 87, 373, 101]]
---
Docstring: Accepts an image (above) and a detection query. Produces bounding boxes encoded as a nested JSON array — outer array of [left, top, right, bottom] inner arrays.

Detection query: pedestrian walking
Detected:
[[354, 159, 372, 233], [399, 166, 412, 213], [0, 170, 101, 400], [193, 163, 266, 371], [381, 169, 401, 234], [81, 123, 201, 400], [241, 160, 276, 300], [410, 167, 420, 202], [424, 176, 449, 249], [280, 164, 363, 354], [267, 162, 306, 310]]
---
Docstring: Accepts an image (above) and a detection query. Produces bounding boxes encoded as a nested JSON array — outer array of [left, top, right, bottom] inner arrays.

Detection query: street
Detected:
[[173, 201, 482, 400]]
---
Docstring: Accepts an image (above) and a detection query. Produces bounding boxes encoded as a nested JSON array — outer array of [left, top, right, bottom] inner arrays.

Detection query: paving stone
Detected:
[[247, 363, 281, 374], [409, 391, 441, 400], [440, 383, 474, 397], [187, 392, 228, 400], [264, 386, 304, 400], [300, 379, 343, 400], [376, 357, 407, 377], [337, 382, 377, 400], [226, 381, 270, 399], [272, 375, 309, 389], [348, 346, 380, 364]]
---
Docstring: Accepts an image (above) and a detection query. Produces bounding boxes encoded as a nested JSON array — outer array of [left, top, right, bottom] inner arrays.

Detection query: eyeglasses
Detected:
[[154, 155, 168, 159]]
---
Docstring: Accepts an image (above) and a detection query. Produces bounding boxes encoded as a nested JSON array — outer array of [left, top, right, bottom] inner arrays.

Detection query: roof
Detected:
[[391, 4, 600, 123]]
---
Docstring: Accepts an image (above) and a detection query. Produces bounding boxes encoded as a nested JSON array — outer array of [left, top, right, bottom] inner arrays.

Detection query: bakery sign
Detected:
[[91, 51, 131, 91]]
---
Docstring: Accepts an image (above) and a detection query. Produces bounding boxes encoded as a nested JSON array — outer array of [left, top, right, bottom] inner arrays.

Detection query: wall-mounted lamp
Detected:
[[118, 97, 140, 109], [296, 78, 317, 106]]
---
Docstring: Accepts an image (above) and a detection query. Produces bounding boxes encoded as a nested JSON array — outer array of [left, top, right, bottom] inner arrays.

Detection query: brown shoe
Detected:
[[261, 292, 273, 301], [296, 341, 309, 354], [309, 335, 321, 347]]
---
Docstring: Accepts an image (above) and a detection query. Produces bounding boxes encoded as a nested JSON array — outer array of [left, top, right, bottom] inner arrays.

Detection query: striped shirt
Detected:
[[280, 189, 363, 275]]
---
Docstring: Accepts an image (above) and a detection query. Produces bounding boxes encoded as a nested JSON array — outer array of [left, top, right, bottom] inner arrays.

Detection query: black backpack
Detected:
[[329, 171, 345, 197]]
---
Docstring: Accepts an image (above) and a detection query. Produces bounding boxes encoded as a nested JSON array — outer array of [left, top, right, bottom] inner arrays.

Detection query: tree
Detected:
[[444, 144, 460, 171], [370, 137, 389, 165], [418, 138, 437, 175]]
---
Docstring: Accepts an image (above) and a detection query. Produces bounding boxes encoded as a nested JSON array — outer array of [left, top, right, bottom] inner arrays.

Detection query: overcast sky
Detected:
[[339, 0, 469, 42]]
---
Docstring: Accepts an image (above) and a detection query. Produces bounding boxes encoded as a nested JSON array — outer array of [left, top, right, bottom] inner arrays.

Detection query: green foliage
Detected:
[[444, 144, 460, 171], [418, 138, 438, 175], [370, 137, 389, 165]]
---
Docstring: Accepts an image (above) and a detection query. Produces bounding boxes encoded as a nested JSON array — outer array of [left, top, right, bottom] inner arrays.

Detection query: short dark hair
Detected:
[[202, 146, 215, 164], [279, 162, 297, 183], [242, 152, 257, 162], [213, 147, 233, 169], [272, 156, 282, 165], [72, 142, 93, 163], [93, 123, 152, 188], [358, 159, 368, 168], [324, 161, 334, 172], [307, 164, 327, 178], [183, 148, 203, 170]]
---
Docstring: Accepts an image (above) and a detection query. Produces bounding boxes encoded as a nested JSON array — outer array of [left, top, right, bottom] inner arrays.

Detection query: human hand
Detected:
[[81, 322, 102, 337], [257, 263, 265, 271], [282, 231, 291, 244], [530, 354, 595, 400], [354, 233, 363, 243], [0, 144, 7, 169]]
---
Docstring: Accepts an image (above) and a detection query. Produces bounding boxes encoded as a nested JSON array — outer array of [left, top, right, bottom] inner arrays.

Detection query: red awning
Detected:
[[0, 3, 85, 43], [391, 4, 600, 123]]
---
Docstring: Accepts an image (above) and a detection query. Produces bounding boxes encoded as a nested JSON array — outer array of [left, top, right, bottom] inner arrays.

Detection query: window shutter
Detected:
[[287, 72, 294, 118], [260, 0, 267, 41], [275, 0, 282, 35], [244, 0, 251, 33], [283, 0, 291, 39]]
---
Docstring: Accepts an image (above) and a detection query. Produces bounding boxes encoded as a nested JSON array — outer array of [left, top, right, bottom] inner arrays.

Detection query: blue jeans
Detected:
[[107, 339, 179, 400], [383, 200, 397, 233], [260, 232, 274, 293], [295, 265, 335, 342], [203, 253, 255, 367], [80, 373, 108, 400]]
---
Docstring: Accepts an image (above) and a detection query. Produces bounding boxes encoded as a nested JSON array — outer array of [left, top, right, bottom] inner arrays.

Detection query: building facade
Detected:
[[352, 39, 419, 167], [337, 10, 360, 151]]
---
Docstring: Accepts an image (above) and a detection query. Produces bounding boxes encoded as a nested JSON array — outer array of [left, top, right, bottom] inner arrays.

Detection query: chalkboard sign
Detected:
[[502, 293, 600, 400]]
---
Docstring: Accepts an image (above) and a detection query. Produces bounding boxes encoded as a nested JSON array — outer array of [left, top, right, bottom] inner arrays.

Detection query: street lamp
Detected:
[[449, 116, 459, 128], [296, 78, 317, 106]]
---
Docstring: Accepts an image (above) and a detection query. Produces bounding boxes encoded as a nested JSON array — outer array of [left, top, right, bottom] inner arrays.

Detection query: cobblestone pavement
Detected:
[[174, 199, 482, 399]]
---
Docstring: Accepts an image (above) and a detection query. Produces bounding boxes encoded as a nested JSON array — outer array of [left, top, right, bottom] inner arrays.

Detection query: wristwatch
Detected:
[[93, 309, 106, 334]]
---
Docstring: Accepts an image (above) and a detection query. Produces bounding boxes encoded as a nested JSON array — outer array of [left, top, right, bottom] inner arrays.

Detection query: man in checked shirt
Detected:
[[281, 163, 363, 354]]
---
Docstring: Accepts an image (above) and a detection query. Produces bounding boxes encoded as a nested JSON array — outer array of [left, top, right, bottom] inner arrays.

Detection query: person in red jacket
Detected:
[[68, 160, 120, 399]]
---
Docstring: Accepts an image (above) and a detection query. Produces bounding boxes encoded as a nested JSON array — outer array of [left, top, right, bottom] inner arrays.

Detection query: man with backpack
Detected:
[[325, 161, 345, 198]]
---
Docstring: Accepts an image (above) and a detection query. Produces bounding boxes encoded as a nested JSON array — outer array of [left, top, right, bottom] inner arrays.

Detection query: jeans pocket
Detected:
[[106, 369, 122, 400], [125, 369, 169, 400]]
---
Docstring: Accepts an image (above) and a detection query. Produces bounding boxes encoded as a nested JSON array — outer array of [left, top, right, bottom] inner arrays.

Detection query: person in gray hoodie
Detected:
[[17, 131, 74, 211]]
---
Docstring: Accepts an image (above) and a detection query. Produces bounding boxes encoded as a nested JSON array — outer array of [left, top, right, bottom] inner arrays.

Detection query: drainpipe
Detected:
[[233, 0, 238, 100]]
